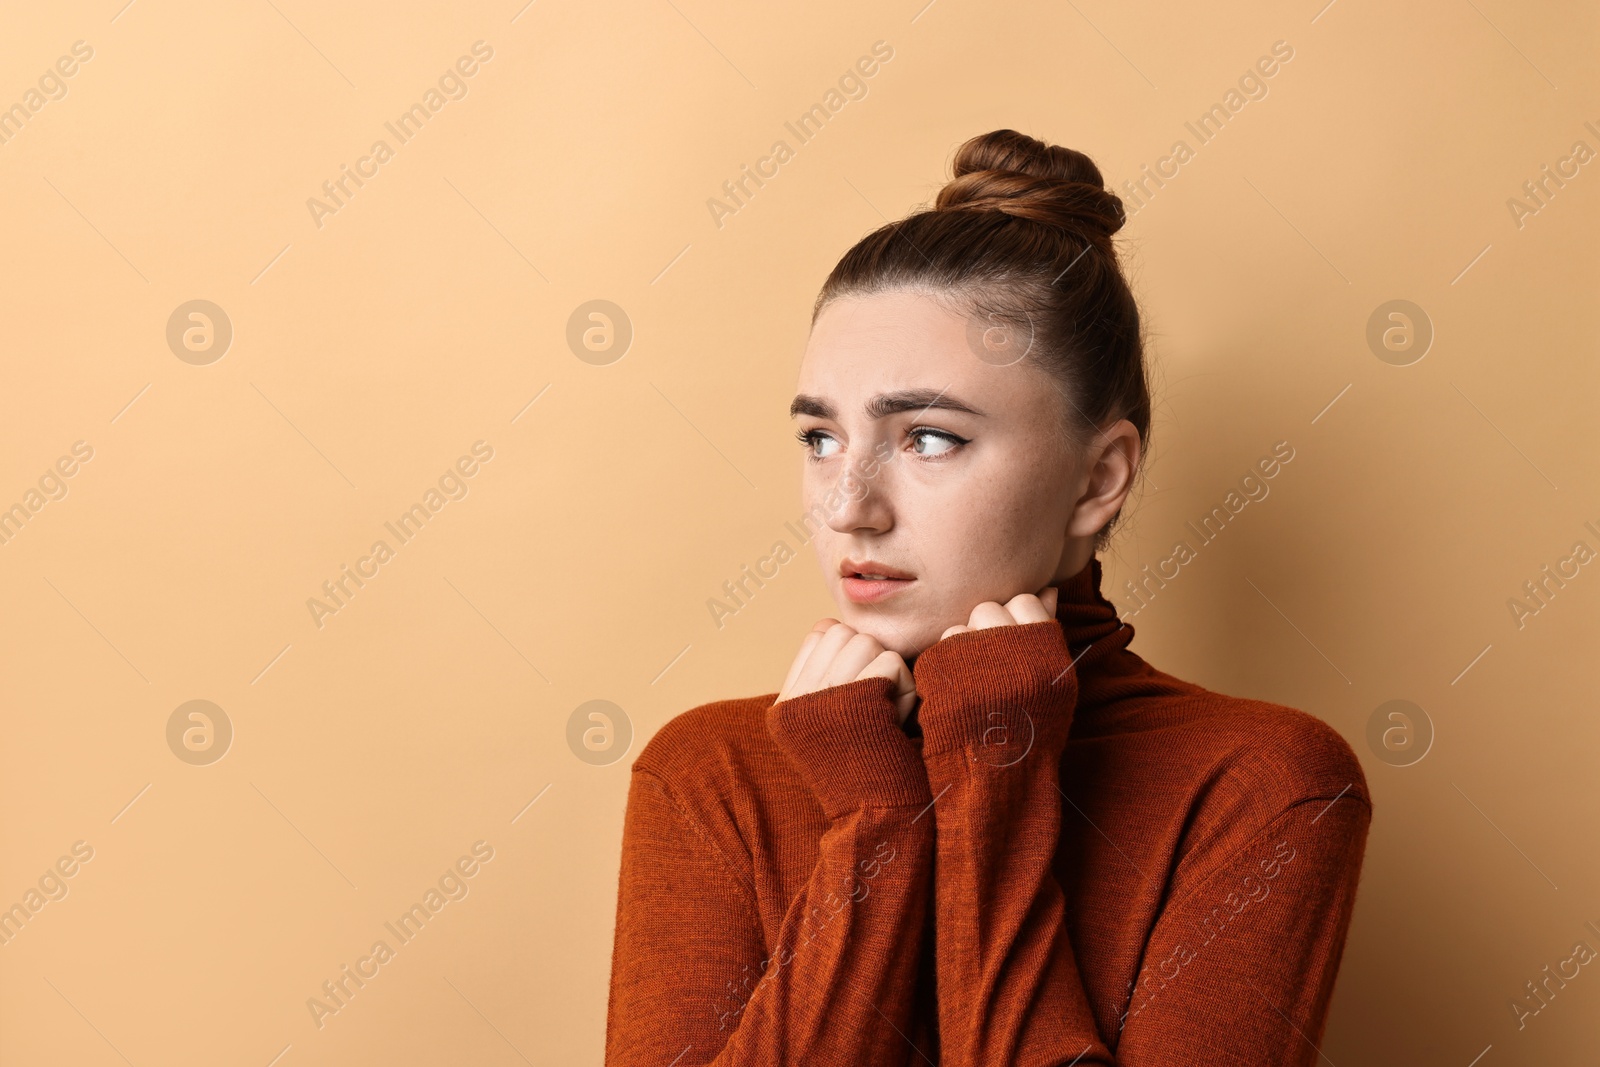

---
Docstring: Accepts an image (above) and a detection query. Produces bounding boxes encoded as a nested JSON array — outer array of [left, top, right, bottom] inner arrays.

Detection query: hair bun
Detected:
[[935, 128, 1126, 244]]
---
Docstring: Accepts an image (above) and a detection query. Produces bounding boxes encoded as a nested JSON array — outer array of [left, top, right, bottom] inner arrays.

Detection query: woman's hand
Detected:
[[938, 586, 1059, 640], [778, 619, 919, 724]]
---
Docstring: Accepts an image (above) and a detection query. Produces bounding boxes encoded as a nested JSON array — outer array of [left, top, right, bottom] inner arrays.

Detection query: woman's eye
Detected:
[[910, 427, 967, 457], [794, 428, 841, 459]]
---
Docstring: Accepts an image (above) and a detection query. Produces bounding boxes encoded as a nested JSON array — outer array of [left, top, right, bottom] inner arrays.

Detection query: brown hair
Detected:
[[812, 128, 1151, 547]]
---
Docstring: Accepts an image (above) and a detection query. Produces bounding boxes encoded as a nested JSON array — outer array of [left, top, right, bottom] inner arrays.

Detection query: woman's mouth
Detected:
[[839, 560, 916, 604]]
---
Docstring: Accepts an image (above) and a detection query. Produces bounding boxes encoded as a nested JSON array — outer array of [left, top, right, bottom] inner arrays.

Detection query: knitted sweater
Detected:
[[605, 557, 1372, 1065]]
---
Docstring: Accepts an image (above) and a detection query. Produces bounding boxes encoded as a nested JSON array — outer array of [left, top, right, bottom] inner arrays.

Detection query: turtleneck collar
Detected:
[[1055, 556, 1199, 722], [899, 557, 1164, 739], [1054, 555, 1132, 661]]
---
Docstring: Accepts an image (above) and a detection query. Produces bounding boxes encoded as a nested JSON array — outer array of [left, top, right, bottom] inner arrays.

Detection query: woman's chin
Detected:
[[833, 612, 939, 661]]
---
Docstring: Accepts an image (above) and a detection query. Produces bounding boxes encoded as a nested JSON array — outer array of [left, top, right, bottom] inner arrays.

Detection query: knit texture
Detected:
[[605, 557, 1372, 1065]]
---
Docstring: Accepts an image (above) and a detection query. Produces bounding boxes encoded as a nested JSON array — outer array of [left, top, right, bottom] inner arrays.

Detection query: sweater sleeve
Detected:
[[911, 620, 1372, 1066], [912, 619, 1109, 1065], [604, 674, 937, 1067], [1112, 793, 1371, 1065]]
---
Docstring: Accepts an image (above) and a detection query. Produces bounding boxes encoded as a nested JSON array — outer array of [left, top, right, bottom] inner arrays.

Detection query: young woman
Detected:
[[605, 129, 1371, 1066]]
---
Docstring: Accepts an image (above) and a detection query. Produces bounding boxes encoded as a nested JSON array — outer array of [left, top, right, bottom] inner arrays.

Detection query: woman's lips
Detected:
[[840, 575, 915, 604]]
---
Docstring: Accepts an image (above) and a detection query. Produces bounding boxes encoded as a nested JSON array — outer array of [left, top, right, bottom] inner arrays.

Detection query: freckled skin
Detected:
[[792, 288, 1140, 663]]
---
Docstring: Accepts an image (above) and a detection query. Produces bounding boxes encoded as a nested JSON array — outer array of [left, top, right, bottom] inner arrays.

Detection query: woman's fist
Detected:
[[777, 619, 919, 724], [938, 586, 1059, 641]]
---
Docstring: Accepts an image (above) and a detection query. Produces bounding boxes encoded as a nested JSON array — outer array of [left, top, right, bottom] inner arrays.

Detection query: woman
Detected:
[[605, 129, 1370, 1066]]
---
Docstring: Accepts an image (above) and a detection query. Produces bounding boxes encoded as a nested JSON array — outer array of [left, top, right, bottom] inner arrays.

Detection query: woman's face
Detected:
[[792, 288, 1123, 659]]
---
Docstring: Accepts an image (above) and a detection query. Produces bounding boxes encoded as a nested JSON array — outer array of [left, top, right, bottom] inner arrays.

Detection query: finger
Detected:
[[1042, 586, 1059, 616], [891, 666, 918, 725], [940, 623, 971, 640], [820, 631, 889, 690], [966, 601, 1017, 630], [854, 648, 906, 687], [780, 619, 841, 698], [793, 621, 859, 695], [1004, 590, 1053, 625], [857, 648, 916, 723], [895, 688, 920, 725], [790, 619, 840, 677], [779, 628, 828, 701]]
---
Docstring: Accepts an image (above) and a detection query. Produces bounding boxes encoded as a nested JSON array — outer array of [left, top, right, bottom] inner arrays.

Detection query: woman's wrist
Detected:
[[910, 620, 1079, 758], [767, 674, 934, 817]]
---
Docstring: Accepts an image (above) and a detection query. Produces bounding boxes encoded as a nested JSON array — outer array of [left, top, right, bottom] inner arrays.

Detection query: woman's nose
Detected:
[[823, 464, 892, 533]]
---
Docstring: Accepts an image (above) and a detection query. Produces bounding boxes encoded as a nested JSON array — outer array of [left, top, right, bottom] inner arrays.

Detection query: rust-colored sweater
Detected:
[[605, 557, 1371, 1065]]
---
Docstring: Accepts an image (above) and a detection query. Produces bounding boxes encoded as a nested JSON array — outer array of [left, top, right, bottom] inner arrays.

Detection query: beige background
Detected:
[[1, 0, 1596, 1063]]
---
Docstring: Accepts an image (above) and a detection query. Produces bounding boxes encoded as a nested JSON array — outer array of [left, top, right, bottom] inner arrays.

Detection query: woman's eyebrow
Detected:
[[789, 388, 987, 420]]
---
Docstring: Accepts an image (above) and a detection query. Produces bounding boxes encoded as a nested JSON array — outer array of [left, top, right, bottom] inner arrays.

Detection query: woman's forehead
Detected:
[[800, 294, 1054, 414]]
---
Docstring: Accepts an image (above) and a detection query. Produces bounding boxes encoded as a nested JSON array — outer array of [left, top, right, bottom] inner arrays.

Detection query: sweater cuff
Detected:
[[911, 620, 1079, 757], [767, 674, 934, 818]]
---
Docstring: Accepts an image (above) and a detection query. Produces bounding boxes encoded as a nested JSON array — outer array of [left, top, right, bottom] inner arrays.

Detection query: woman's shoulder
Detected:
[[628, 690, 785, 798], [620, 693, 807, 882], [1087, 655, 1372, 813], [1190, 688, 1370, 811], [1190, 687, 1363, 796], [1078, 663, 1374, 889]]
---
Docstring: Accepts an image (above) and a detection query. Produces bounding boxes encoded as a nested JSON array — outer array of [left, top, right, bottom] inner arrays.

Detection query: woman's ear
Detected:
[[1066, 418, 1141, 538]]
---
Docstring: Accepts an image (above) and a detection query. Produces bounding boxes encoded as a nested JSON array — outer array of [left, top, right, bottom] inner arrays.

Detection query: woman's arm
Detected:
[[913, 618, 1108, 1064], [912, 619, 1371, 1066], [1113, 793, 1370, 1064], [604, 674, 936, 1066]]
